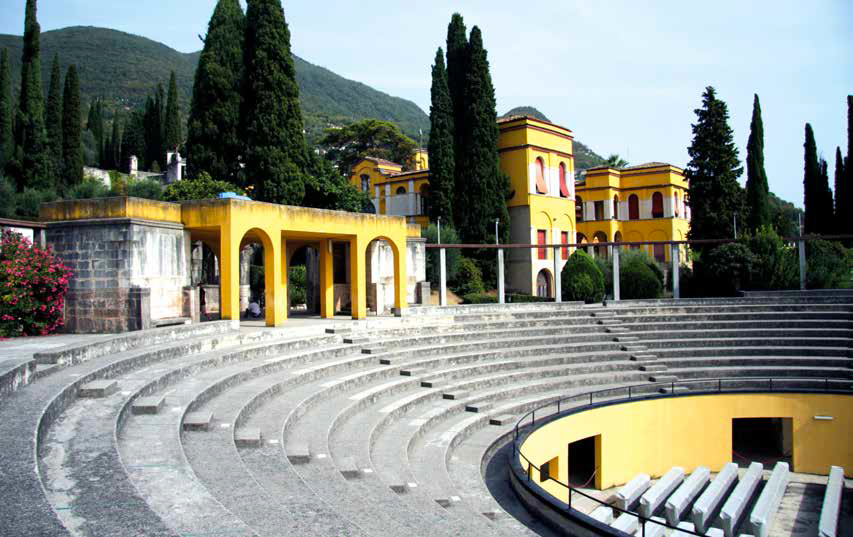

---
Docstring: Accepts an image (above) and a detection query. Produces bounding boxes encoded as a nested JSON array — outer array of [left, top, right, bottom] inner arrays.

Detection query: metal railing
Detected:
[[511, 376, 851, 536]]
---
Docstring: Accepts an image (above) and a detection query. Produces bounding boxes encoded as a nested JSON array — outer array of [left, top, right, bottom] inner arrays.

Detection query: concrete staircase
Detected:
[[0, 294, 850, 536]]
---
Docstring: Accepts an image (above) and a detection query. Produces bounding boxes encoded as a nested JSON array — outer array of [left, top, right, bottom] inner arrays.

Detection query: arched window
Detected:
[[396, 186, 406, 195], [628, 194, 639, 220], [559, 163, 569, 198], [360, 174, 370, 192], [612, 195, 619, 220], [535, 158, 548, 194], [674, 192, 680, 217], [536, 269, 552, 298], [652, 192, 664, 218], [576, 196, 584, 222]]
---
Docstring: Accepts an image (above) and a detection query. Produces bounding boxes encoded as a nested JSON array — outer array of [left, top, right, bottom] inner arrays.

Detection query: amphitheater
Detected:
[[0, 290, 851, 537]]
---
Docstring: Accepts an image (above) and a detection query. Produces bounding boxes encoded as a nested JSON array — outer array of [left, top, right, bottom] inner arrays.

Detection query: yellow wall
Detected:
[[40, 197, 183, 223], [520, 393, 852, 503]]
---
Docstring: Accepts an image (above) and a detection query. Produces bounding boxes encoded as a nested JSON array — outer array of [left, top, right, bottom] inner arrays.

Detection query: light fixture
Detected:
[[814, 415, 834, 421]]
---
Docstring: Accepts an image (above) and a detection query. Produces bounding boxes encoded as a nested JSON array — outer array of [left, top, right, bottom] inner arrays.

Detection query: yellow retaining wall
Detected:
[[519, 393, 852, 504], [40, 197, 183, 223]]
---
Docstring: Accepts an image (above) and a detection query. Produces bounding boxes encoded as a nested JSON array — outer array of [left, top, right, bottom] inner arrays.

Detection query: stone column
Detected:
[[671, 244, 680, 299], [498, 249, 505, 304], [613, 247, 621, 301], [239, 245, 252, 313], [553, 246, 562, 303], [439, 248, 447, 307]]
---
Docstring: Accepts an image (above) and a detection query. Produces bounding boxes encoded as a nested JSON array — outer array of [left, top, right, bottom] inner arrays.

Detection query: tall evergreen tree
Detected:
[[802, 123, 823, 235], [685, 87, 744, 246], [46, 54, 63, 176], [457, 26, 509, 245], [15, 0, 53, 190], [241, 0, 309, 204], [120, 109, 146, 174], [163, 71, 182, 151], [844, 96, 853, 238], [745, 94, 770, 231], [445, 14, 469, 224], [143, 88, 164, 170], [427, 47, 455, 224], [187, 0, 245, 182], [835, 147, 845, 229], [61, 65, 82, 189], [0, 49, 12, 173], [818, 157, 834, 234], [110, 113, 122, 170]]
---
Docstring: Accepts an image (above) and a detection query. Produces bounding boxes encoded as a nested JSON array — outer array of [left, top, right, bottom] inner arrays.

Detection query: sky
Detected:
[[2, 1, 851, 207]]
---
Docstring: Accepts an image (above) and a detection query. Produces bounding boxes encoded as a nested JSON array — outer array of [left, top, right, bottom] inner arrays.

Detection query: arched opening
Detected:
[[652, 192, 664, 219], [576, 196, 584, 222], [364, 237, 402, 316], [593, 231, 608, 260], [536, 269, 552, 298], [395, 186, 407, 195], [674, 192, 680, 217], [535, 157, 548, 194], [559, 162, 569, 198], [237, 227, 278, 324], [288, 244, 320, 316], [360, 174, 370, 192], [612, 195, 619, 220], [628, 194, 639, 220], [419, 183, 430, 215], [614, 231, 623, 254]]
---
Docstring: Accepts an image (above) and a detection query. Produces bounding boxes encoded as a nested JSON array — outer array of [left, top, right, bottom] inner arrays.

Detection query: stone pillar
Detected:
[[439, 248, 447, 307], [671, 244, 680, 300], [183, 286, 200, 323], [613, 247, 620, 302], [553, 247, 562, 303], [498, 248, 505, 304], [798, 239, 807, 290], [239, 246, 252, 313]]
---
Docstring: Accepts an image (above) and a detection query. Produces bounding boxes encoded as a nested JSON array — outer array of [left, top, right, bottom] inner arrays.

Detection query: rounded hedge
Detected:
[[561, 250, 605, 303], [620, 258, 662, 299]]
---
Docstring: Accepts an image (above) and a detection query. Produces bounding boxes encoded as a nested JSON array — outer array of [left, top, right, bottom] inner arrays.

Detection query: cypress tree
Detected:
[[457, 26, 509, 245], [143, 88, 164, 170], [685, 87, 745, 246], [427, 47, 454, 224], [110, 113, 122, 170], [445, 14, 468, 225], [745, 94, 770, 231], [835, 147, 844, 229], [802, 123, 822, 235], [241, 0, 308, 204], [187, 0, 245, 182], [61, 65, 82, 189], [163, 71, 182, 151], [0, 49, 12, 173], [86, 98, 97, 131], [46, 54, 63, 176], [121, 109, 146, 174], [818, 158, 834, 234], [844, 96, 853, 239], [16, 0, 53, 190]]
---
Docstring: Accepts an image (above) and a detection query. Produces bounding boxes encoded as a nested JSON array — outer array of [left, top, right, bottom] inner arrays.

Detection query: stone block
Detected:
[[819, 466, 844, 537], [400, 367, 425, 377], [644, 517, 668, 537], [693, 462, 739, 533], [665, 466, 710, 526], [615, 474, 651, 510], [465, 402, 493, 413], [588, 505, 613, 524], [420, 379, 441, 388], [235, 428, 263, 448], [749, 461, 789, 537], [287, 443, 311, 464], [442, 390, 470, 401], [338, 457, 361, 479], [132, 396, 166, 415], [611, 512, 639, 533], [183, 412, 214, 431], [78, 380, 119, 398], [638, 467, 685, 518], [489, 414, 515, 426], [720, 462, 764, 537]]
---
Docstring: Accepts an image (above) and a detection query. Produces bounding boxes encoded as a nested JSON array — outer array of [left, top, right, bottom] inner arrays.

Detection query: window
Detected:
[[535, 158, 548, 194], [653, 243, 666, 263], [559, 163, 570, 198], [674, 192, 680, 217], [576, 196, 584, 222], [360, 174, 370, 192], [561, 231, 569, 260], [594, 201, 605, 221], [333, 243, 347, 284], [628, 194, 639, 220], [652, 192, 664, 218], [396, 186, 406, 195], [537, 230, 547, 260], [612, 195, 619, 220]]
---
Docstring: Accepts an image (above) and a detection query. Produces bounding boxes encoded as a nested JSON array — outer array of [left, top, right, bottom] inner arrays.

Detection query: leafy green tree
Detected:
[[45, 54, 63, 177], [163, 71, 182, 151], [187, 0, 245, 183], [0, 49, 12, 174], [427, 47, 454, 224], [162, 171, 244, 202], [457, 26, 509, 245], [0, 175, 15, 216], [423, 223, 461, 285], [120, 108, 146, 174], [561, 250, 605, 303], [604, 154, 629, 169], [806, 239, 849, 289], [61, 65, 83, 189], [68, 177, 109, 199], [302, 154, 370, 213], [452, 257, 485, 296], [320, 119, 416, 176], [742, 226, 798, 290], [127, 178, 163, 200], [745, 94, 770, 232], [685, 87, 744, 247], [241, 0, 309, 204], [445, 14, 468, 224]]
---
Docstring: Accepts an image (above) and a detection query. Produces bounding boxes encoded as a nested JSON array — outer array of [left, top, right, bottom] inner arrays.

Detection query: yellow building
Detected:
[[576, 163, 691, 263], [351, 150, 431, 229]]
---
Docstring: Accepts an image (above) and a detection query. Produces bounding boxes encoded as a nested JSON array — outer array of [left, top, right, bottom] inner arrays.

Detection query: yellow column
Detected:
[[350, 236, 366, 320], [392, 237, 407, 314], [320, 239, 335, 319], [219, 223, 241, 322], [263, 234, 286, 327], [280, 237, 289, 315]]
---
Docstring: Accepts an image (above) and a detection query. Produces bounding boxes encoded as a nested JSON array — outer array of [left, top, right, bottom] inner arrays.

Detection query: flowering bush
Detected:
[[0, 231, 72, 337]]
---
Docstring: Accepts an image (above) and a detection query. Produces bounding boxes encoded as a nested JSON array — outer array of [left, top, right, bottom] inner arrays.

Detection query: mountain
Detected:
[[502, 105, 606, 172], [0, 26, 429, 143]]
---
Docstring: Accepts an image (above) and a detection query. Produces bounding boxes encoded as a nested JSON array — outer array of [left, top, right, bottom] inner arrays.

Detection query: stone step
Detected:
[[623, 345, 649, 352], [235, 428, 263, 448], [650, 375, 678, 383], [640, 365, 668, 372], [615, 336, 640, 343], [659, 385, 690, 394], [400, 367, 426, 377], [132, 395, 166, 415], [592, 311, 616, 318], [388, 481, 418, 494], [344, 336, 370, 345], [488, 414, 515, 426], [182, 411, 214, 431], [631, 354, 658, 362], [598, 319, 623, 325], [443, 390, 471, 401], [434, 496, 462, 509], [361, 345, 383, 354], [465, 401, 493, 413], [78, 380, 119, 398], [325, 327, 353, 335], [337, 457, 361, 479], [606, 327, 631, 334], [420, 379, 442, 388], [286, 442, 311, 464]]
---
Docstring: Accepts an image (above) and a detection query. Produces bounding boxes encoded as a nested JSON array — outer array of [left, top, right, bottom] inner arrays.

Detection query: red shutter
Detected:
[[561, 231, 569, 260], [629, 195, 639, 220], [559, 164, 569, 198], [537, 230, 547, 260], [652, 192, 664, 218], [535, 159, 548, 194]]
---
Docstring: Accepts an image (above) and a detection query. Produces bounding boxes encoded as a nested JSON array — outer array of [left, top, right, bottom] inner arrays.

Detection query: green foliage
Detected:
[[241, 0, 309, 205], [605, 154, 629, 169], [46, 54, 62, 177], [127, 178, 163, 200], [302, 155, 369, 213], [845, 96, 853, 240], [561, 250, 605, 303], [462, 292, 497, 304], [68, 177, 109, 199], [806, 240, 850, 289], [80, 128, 97, 166], [694, 242, 757, 297], [0, 230, 72, 337], [0, 49, 11, 173], [686, 87, 745, 247], [446, 14, 468, 192], [835, 147, 845, 231], [162, 171, 244, 202], [187, 0, 245, 183], [745, 94, 771, 232], [0, 175, 16, 217], [120, 108, 145, 174], [741, 227, 798, 290], [320, 119, 416, 176], [163, 71, 182, 151], [423, 223, 461, 285], [13, 187, 57, 219], [594, 256, 613, 296], [803, 124, 834, 235], [427, 48, 454, 223], [506, 292, 550, 303], [288, 265, 306, 306], [501, 106, 550, 122], [61, 65, 83, 189], [620, 254, 663, 299], [768, 191, 802, 238], [452, 257, 485, 296]]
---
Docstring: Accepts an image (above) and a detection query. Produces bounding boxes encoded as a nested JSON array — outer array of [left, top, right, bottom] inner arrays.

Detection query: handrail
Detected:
[[511, 376, 851, 536]]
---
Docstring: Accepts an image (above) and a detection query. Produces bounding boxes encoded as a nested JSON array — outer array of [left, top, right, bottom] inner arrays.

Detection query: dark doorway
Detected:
[[568, 435, 598, 488], [732, 418, 793, 468]]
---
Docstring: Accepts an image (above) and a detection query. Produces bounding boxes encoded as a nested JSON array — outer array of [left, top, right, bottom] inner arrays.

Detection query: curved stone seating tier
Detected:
[[0, 296, 850, 536]]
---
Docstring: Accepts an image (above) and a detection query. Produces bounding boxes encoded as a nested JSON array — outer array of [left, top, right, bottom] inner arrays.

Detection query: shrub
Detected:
[[594, 256, 613, 297], [162, 172, 245, 202], [561, 250, 605, 303], [620, 257, 662, 299], [462, 292, 497, 304], [619, 249, 664, 291], [423, 223, 461, 285], [452, 257, 484, 296], [14, 188, 58, 219], [127, 178, 164, 200], [507, 293, 551, 303], [288, 265, 307, 306], [807, 240, 849, 289], [694, 243, 757, 297], [68, 177, 110, 200], [743, 226, 798, 290], [0, 175, 16, 218], [0, 231, 73, 337]]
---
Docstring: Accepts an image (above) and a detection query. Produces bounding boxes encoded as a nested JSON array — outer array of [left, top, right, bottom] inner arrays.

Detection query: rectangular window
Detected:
[[561, 231, 569, 260], [333, 243, 348, 284], [594, 201, 605, 221], [653, 243, 666, 263], [537, 230, 547, 260]]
